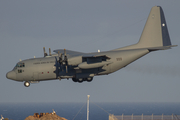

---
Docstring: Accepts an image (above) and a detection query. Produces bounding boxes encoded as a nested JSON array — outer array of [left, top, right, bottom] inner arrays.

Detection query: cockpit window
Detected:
[[13, 63, 25, 70], [19, 63, 25, 67]]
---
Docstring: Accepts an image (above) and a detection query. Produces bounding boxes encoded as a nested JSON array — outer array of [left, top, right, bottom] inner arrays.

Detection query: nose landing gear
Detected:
[[24, 81, 30, 87]]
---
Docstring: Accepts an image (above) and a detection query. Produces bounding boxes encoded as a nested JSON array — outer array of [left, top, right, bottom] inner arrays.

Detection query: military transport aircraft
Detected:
[[6, 6, 177, 87]]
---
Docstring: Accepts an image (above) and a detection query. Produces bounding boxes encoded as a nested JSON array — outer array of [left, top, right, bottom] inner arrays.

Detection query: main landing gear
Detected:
[[72, 77, 93, 83], [24, 81, 30, 87]]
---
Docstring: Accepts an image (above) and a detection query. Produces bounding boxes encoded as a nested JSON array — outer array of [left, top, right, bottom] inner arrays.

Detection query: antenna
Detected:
[[87, 95, 90, 120]]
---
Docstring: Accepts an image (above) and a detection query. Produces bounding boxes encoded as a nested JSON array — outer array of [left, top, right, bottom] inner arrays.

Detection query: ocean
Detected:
[[0, 102, 180, 120]]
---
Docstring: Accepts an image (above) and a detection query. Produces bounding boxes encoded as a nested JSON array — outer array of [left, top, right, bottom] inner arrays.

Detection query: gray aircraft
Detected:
[[6, 6, 177, 87]]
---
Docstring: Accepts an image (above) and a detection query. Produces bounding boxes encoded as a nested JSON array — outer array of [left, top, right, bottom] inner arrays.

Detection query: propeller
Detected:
[[43, 47, 48, 57], [56, 49, 68, 73], [55, 51, 62, 80]]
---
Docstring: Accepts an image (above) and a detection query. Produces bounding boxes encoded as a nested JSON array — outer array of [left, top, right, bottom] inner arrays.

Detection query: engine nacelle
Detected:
[[78, 61, 112, 69], [68, 56, 82, 66]]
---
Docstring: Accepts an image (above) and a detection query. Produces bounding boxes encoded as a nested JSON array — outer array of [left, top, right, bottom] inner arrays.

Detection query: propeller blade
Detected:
[[43, 47, 48, 57], [43, 47, 45, 53], [64, 49, 66, 56], [58, 51, 62, 64], [49, 48, 52, 56], [66, 65, 68, 73], [60, 53, 62, 62], [58, 51, 60, 61], [64, 49, 67, 61], [63, 49, 68, 73]]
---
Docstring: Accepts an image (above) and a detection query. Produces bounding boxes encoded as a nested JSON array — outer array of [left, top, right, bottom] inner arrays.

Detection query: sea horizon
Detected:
[[0, 102, 180, 120]]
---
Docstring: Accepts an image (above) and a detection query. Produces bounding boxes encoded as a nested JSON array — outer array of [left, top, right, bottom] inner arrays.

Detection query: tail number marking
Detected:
[[116, 58, 122, 61]]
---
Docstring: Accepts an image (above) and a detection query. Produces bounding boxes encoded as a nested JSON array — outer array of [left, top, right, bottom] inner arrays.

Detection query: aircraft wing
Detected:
[[54, 49, 112, 69], [53, 49, 85, 56]]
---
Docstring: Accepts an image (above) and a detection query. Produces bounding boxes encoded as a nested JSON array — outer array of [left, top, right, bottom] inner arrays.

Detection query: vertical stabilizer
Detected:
[[138, 6, 171, 47], [117, 6, 174, 50]]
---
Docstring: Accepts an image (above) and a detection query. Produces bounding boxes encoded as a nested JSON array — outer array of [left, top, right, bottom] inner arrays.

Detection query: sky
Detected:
[[0, 0, 180, 103]]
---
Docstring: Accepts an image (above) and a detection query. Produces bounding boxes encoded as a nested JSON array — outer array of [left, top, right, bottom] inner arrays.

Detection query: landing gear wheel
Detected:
[[86, 77, 93, 82], [24, 81, 30, 87], [72, 78, 78, 82], [78, 78, 83, 83]]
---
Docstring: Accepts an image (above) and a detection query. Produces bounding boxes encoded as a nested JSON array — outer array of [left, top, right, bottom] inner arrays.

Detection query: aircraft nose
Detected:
[[6, 71, 16, 80]]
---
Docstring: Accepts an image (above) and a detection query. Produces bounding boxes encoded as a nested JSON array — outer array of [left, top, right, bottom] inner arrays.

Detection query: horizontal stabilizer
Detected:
[[147, 45, 177, 51]]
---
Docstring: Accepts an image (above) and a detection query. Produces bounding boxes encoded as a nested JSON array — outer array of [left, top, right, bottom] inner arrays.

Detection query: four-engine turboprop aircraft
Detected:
[[6, 6, 177, 87]]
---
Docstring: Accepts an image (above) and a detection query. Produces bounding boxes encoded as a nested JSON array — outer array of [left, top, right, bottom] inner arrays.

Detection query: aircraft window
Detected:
[[19, 63, 25, 67], [16, 64, 19, 67], [13, 63, 25, 70], [18, 69, 22, 73], [13, 64, 18, 70]]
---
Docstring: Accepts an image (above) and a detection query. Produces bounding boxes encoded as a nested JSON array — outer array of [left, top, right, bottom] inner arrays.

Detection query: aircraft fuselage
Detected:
[[6, 49, 149, 84]]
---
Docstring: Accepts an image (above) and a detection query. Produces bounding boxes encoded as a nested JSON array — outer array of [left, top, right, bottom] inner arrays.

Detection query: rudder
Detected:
[[159, 6, 171, 46]]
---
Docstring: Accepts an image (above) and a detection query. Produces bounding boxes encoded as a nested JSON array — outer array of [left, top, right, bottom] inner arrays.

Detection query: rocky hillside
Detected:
[[24, 114, 67, 120]]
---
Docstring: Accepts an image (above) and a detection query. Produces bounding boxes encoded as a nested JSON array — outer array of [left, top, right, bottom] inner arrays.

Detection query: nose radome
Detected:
[[6, 71, 16, 80]]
